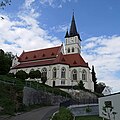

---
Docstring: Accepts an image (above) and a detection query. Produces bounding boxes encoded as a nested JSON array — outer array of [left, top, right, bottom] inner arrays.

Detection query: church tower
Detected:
[[65, 13, 81, 54]]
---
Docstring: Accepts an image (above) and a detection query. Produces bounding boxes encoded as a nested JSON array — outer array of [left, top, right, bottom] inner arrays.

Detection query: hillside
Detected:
[[0, 75, 71, 115]]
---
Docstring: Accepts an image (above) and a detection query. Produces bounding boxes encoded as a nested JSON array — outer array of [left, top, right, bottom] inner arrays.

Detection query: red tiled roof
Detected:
[[11, 44, 89, 69], [13, 59, 55, 69], [12, 52, 88, 69], [18, 45, 62, 62], [53, 53, 88, 67]]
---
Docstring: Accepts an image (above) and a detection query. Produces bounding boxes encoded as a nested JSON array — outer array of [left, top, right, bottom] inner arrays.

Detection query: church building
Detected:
[[10, 14, 94, 91]]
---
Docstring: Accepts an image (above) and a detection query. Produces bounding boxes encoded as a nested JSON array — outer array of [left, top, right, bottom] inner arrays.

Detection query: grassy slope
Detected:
[[0, 75, 24, 115], [0, 75, 71, 115], [52, 107, 73, 120]]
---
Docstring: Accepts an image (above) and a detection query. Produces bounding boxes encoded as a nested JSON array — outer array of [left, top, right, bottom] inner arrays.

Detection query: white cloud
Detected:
[[39, 0, 77, 8], [0, 0, 120, 93], [0, 0, 61, 55], [50, 24, 68, 33], [24, 0, 35, 8], [39, 0, 54, 7], [82, 36, 120, 92]]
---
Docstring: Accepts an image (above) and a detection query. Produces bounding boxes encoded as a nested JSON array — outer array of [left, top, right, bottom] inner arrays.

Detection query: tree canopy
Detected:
[[29, 70, 41, 79], [15, 70, 28, 80], [0, 49, 14, 75], [91, 65, 97, 92]]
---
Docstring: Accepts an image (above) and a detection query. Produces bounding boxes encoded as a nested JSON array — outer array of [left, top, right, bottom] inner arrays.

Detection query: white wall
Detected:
[[10, 63, 94, 91], [99, 93, 120, 120]]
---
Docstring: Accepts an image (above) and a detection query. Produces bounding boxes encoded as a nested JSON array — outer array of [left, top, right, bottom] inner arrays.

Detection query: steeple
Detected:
[[65, 12, 81, 54], [69, 12, 78, 37], [65, 12, 81, 40], [65, 29, 69, 38]]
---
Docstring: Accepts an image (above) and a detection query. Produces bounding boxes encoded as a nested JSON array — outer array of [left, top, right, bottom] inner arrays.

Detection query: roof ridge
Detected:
[[23, 45, 61, 54]]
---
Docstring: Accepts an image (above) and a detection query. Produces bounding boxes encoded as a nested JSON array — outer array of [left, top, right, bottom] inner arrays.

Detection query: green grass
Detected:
[[0, 75, 71, 115], [0, 75, 71, 98], [52, 107, 73, 120], [75, 115, 107, 120]]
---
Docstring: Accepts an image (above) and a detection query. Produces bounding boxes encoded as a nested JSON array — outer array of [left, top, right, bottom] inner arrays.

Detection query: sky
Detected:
[[0, 0, 120, 93]]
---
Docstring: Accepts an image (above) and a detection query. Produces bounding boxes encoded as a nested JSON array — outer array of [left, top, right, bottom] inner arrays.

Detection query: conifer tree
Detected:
[[91, 65, 97, 92]]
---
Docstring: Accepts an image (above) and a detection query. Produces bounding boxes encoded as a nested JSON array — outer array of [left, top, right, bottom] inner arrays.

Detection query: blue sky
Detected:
[[0, 0, 120, 92]]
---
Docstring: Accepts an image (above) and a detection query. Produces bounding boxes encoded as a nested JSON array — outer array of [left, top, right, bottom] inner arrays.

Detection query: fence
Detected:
[[60, 98, 98, 107]]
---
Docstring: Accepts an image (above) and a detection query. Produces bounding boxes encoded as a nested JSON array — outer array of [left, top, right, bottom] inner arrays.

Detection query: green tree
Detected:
[[41, 76, 47, 84], [96, 82, 106, 94], [78, 80, 85, 90], [29, 70, 41, 79], [91, 65, 97, 92], [35, 70, 41, 78], [0, 50, 14, 75], [16, 70, 28, 80], [29, 70, 36, 79]]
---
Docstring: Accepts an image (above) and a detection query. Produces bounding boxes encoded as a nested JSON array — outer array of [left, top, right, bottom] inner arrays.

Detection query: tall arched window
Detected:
[[68, 48, 70, 53], [82, 70, 87, 81], [41, 68, 47, 77], [72, 69, 77, 80], [72, 47, 74, 52], [61, 67, 66, 78], [53, 67, 57, 78]]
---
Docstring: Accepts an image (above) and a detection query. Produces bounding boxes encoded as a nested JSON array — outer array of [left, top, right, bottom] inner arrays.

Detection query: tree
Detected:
[[29, 70, 41, 79], [35, 70, 41, 78], [0, 50, 14, 75], [16, 70, 28, 80], [41, 76, 47, 84], [91, 65, 97, 92], [78, 80, 85, 90], [29, 70, 36, 79], [96, 82, 106, 94]]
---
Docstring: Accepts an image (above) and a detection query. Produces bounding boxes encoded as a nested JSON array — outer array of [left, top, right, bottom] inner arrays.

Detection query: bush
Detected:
[[78, 80, 85, 90], [41, 76, 47, 84], [7, 73, 15, 77], [29, 70, 41, 79], [52, 107, 73, 120], [15, 70, 28, 80], [35, 70, 41, 78]]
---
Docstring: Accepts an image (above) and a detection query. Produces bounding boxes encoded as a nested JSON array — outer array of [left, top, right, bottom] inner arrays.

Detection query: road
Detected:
[[5, 106, 59, 120]]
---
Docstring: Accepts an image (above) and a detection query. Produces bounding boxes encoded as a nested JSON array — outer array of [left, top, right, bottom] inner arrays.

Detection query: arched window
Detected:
[[82, 70, 87, 81], [68, 48, 70, 53], [61, 67, 66, 78], [72, 69, 77, 80], [72, 47, 74, 52], [41, 68, 47, 77], [53, 67, 57, 78]]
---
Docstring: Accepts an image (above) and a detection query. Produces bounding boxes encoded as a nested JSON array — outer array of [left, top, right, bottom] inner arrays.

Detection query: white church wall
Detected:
[[10, 64, 94, 91]]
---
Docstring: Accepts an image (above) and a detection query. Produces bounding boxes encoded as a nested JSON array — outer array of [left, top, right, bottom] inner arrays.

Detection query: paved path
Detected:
[[4, 106, 59, 120]]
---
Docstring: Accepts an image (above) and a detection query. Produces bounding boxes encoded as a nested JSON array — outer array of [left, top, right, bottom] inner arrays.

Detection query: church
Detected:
[[10, 14, 94, 91]]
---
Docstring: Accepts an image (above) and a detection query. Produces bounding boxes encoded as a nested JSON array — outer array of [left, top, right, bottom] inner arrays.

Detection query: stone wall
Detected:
[[68, 104, 99, 116], [23, 87, 69, 106], [61, 89, 98, 100]]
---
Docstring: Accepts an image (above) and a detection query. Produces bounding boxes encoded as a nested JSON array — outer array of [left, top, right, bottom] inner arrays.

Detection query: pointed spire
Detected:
[[65, 29, 69, 38], [69, 12, 78, 37]]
